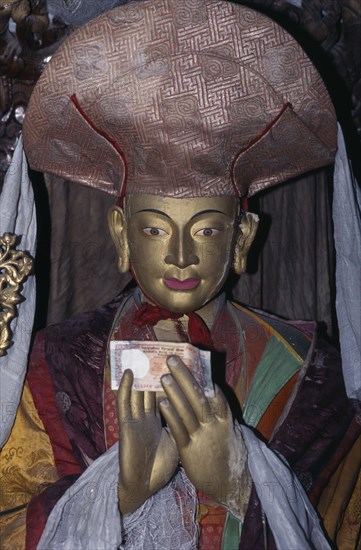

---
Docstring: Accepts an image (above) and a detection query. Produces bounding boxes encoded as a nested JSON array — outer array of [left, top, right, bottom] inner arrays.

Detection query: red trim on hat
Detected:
[[70, 94, 128, 198], [231, 102, 292, 197]]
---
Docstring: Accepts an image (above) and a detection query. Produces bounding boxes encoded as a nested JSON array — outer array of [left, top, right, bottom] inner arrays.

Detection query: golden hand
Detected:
[[117, 370, 179, 515], [160, 355, 251, 518]]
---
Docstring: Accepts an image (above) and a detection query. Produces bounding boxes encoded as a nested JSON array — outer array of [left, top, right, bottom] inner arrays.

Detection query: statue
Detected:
[[0, 1, 360, 549], [110, 193, 258, 517]]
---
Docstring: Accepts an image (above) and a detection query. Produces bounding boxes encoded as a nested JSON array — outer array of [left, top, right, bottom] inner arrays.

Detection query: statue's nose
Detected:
[[164, 232, 199, 268]]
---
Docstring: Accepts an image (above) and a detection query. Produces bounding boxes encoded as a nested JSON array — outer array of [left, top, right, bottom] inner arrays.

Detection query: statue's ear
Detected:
[[108, 206, 130, 273], [233, 212, 259, 274]]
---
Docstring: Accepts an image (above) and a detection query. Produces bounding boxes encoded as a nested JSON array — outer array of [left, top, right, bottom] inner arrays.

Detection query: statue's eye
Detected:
[[194, 228, 220, 236], [143, 227, 167, 236]]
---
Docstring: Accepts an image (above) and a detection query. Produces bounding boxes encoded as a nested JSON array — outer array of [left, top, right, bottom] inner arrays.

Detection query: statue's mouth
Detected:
[[163, 277, 200, 290]]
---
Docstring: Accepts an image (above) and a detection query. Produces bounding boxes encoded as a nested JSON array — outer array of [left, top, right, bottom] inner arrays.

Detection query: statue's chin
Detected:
[[143, 286, 219, 316]]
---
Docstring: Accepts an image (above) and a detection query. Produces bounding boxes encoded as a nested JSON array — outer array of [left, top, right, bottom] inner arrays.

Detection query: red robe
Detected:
[[0, 289, 358, 549]]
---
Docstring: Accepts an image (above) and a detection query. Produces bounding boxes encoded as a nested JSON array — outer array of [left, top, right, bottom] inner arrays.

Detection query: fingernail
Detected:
[[159, 398, 169, 407], [167, 355, 178, 366], [162, 374, 172, 385]]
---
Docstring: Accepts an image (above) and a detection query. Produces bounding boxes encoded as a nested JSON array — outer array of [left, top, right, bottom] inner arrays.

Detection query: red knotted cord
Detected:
[[132, 303, 213, 349]]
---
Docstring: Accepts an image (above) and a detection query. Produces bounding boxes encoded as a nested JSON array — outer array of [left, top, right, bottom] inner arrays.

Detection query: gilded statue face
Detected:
[[121, 195, 239, 313]]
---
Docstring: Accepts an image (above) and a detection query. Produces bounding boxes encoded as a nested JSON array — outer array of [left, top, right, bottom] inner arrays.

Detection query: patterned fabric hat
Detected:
[[23, 0, 337, 198]]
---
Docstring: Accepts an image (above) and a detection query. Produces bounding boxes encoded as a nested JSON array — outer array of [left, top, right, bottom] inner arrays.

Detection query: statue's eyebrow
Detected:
[[135, 208, 172, 219], [190, 209, 227, 220], [135, 208, 227, 220]]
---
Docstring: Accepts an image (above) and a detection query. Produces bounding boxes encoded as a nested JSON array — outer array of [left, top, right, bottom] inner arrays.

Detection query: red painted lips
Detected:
[[164, 277, 200, 290]]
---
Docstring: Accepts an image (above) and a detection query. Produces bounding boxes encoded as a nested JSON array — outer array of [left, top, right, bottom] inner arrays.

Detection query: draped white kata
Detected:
[[38, 425, 331, 550], [0, 135, 36, 448], [333, 124, 361, 401]]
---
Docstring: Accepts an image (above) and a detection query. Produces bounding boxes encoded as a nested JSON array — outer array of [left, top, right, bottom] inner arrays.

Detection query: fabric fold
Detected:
[[0, 135, 36, 448], [332, 123, 361, 401], [38, 424, 332, 550], [241, 425, 331, 550], [37, 443, 198, 550]]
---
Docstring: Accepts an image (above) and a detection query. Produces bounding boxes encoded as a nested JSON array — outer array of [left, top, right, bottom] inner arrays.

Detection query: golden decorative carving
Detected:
[[0, 232, 33, 356]]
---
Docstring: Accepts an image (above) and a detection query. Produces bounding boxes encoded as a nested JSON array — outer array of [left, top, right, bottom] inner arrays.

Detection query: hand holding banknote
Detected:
[[117, 369, 179, 515], [160, 355, 250, 518], [114, 341, 212, 514], [116, 342, 249, 517]]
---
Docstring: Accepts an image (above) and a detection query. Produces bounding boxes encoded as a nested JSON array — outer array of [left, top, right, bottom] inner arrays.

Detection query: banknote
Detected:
[[109, 340, 214, 396]]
